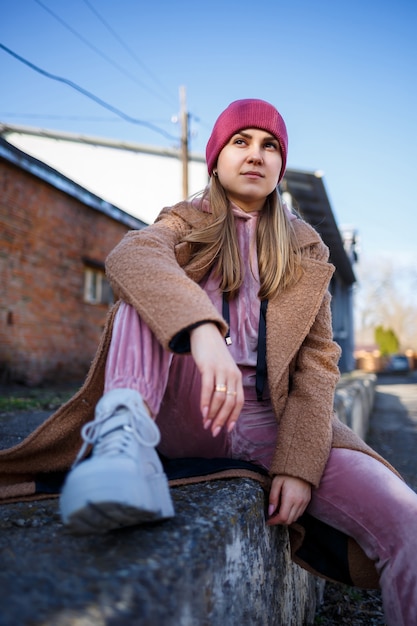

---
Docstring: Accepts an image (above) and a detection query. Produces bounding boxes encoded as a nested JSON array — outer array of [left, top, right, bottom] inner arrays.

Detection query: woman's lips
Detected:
[[242, 170, 263, 178]]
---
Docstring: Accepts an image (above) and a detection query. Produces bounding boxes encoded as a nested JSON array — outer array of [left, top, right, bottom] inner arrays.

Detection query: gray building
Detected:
[[281, 171, 357, 373]]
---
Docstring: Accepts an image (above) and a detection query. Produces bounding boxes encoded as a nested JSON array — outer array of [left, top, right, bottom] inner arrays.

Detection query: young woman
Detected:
[[1, 99, 416, 625]]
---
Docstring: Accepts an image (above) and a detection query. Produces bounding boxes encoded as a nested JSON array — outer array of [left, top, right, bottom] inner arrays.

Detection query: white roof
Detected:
[[0, 125, 208, 225]]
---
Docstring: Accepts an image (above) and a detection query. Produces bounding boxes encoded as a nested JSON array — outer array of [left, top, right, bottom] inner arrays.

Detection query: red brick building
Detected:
[[0, 138, 145, 386]]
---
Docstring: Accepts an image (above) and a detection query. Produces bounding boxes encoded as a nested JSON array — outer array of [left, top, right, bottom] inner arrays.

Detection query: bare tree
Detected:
[[354, 256, 417, 352]]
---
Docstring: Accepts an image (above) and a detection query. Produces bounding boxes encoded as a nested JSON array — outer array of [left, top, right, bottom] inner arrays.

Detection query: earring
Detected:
[[213, 170, 218, 177]]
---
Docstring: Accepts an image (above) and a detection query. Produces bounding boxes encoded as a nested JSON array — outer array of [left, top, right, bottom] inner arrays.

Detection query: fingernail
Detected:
[[203, 420, 212, 430], [227, 421, 236, 433], [212, 426, 221, 438], [268, 504, 275, 517]]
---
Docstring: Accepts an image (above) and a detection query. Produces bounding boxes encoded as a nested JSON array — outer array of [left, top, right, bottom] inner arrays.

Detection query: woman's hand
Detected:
[[267, 475, 311, 526], [190, 322, 244, 437]]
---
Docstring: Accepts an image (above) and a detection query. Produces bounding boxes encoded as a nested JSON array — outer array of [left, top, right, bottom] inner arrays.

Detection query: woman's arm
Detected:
[[105, 205, 227, 351]]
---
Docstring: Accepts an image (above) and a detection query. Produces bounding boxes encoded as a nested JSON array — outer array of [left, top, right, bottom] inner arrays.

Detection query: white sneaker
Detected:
[[60, 388, 174, 533]]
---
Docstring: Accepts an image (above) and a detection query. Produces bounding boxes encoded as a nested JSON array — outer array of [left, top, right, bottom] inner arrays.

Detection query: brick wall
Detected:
[[0, 159, 134, 385]]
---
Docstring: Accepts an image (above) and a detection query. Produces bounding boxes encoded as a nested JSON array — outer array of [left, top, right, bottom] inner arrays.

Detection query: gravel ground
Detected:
[[314, 586, 385, 625]]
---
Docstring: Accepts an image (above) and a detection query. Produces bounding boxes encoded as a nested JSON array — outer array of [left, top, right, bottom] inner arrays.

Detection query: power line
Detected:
[[32, 0, 175, 107], [0, 112, 176, 128], [81, 0, 175, 107], [0, 113, 123, 122], [0, 43, 179, 142]]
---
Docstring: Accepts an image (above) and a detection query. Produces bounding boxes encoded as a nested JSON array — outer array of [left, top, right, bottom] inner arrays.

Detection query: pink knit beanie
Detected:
[[206, 99, 288, 181]]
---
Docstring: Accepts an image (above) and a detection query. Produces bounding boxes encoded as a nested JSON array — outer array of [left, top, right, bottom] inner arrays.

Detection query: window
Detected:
[[84, 266, 114, 305]]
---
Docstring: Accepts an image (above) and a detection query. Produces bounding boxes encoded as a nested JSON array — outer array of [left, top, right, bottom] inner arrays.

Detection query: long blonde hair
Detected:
[[183, 175, 303, 300]]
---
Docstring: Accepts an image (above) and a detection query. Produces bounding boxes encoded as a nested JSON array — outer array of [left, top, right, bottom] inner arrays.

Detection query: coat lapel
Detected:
[[266, 257, 335, 381]]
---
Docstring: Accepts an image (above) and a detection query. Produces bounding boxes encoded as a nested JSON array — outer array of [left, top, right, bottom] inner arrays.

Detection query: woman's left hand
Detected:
[[266, 475, 311, 526]]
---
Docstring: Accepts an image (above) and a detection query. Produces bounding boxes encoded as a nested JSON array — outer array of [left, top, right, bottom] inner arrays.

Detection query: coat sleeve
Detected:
[[105, 204, 227, 352], [268, 243, 342, 488]]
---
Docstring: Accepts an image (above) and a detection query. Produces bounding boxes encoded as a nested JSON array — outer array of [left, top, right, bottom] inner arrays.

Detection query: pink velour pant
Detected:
[[105, 302, 417, 626]]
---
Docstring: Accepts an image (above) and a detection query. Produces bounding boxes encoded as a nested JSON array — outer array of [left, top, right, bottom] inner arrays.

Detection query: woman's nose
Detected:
[[248, 152, 262, 163]]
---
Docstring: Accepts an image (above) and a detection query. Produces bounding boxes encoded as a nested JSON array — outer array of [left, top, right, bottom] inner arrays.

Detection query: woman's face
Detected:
[[216, 128, 282, 212]]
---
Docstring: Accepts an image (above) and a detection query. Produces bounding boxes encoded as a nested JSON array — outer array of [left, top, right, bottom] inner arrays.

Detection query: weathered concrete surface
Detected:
[[0, 480, 320, 626], [0, 374, 375, 626]]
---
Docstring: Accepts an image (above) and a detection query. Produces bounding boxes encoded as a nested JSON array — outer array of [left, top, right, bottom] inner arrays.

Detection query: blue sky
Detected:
[[2, 0, 416, 271]]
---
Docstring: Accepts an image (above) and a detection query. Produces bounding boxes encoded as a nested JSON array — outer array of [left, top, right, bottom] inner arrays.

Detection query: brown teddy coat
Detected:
[[0, 200, 397, 588], [104, 201, 393, 484]]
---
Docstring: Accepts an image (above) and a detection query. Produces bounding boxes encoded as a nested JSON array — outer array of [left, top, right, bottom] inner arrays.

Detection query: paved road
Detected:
[[367, 371, 417, 491]]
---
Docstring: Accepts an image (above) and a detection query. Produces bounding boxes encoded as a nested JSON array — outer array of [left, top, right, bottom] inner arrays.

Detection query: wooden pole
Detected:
[[180, 85, 189, 199]]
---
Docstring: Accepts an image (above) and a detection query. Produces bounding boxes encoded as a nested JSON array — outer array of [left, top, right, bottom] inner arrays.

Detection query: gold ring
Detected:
[[226, 390, 237, 396], [214, 384, 227, 393]]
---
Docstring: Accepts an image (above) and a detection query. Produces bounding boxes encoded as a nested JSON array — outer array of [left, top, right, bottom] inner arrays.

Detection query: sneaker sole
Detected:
[[64, 500, 167, 534], [60, 458, 175, 534]]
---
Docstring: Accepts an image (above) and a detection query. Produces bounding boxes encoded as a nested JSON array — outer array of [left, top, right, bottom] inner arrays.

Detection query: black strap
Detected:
[[256, 299, 268, 401], [222, 293, 268, 401], [222, 292, 232, 345]]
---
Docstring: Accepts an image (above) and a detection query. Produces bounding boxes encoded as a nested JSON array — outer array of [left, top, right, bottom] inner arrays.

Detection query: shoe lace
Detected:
[[72, 407, 160, 467]]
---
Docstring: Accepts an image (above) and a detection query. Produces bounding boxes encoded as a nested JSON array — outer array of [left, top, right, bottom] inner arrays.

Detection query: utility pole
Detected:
[[180, 85, 189, 199]]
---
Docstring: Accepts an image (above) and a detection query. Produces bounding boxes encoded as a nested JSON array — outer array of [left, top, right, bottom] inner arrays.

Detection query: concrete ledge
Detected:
[[335, 372, 376, 439], [1, 479, 320, 626], [0, 373, 375, 626]]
